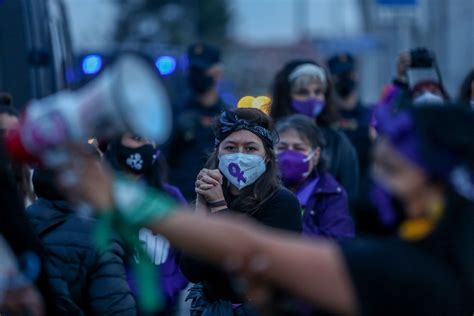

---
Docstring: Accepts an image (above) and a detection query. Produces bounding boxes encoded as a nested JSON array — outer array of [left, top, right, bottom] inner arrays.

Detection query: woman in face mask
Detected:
[[180, 107, 302, 315], [105, 132, 189, 316], [275, 115, 355, 240], [271, 60, 360, 202]]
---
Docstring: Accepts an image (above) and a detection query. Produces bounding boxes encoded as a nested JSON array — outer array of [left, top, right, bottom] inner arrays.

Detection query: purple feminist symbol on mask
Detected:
[[228, 163, 246, 184]]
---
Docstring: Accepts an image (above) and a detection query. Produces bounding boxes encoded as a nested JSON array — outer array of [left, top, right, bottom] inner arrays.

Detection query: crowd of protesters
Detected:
[[0, 42, 473, 316]]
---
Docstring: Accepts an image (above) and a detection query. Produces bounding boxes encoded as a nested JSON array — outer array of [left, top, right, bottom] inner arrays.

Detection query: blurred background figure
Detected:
[[27, 163, 137, 315], [0, 140, 53, 316], [275, 114, 355, 240], [271, 59, 360, 202], [166, 43, 229, 201], [388, 48, 449, 108], [0, 93, 19, 136], [327, 53, 373, 189], [105, 132, 188, 316], [0, 92, 35, 206], [458, 69, 474, 109], [327, 53, 375, 225]]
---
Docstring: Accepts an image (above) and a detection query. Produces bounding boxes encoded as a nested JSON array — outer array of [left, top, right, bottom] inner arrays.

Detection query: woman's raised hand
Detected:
[[195, 168, 225, 204]]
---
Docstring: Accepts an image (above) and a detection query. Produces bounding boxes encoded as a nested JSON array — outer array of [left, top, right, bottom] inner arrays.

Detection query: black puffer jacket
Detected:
[[27, 198, 137, 315]]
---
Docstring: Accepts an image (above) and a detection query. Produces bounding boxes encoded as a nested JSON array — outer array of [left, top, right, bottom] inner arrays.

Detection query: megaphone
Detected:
[[6, 53, 172, 164]]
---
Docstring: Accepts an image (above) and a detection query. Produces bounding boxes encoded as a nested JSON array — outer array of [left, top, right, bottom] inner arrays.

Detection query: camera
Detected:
[[410, 48, 434, 68], [406, 48, 442, 89]]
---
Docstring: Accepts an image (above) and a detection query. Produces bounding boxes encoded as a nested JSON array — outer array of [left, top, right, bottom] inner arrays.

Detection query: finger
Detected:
[[208, 169, 224, 183], [195, 181, 214, 190], [198, 183, 215, 190], [197, 170, 206, 180], [201, 175, 220, 186], [195, 188, 208, 195], [195, 179, 215, 188]]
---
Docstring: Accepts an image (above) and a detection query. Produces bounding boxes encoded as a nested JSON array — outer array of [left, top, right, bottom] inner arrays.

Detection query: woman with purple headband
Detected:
[[63, 105, 474, 315], [180, 107, 302, 315]]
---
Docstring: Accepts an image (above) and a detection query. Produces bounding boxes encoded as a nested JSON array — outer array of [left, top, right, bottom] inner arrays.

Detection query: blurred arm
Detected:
[[151, 212, 357, 315]]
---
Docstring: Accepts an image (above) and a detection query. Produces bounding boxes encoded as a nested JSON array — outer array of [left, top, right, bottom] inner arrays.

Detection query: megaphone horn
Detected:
[[6, 53, 172, 164]]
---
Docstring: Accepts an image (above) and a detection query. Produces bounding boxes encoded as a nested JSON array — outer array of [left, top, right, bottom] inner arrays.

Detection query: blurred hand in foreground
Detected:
[[56, 145, 114, 212], [1, 284, 44, 316]]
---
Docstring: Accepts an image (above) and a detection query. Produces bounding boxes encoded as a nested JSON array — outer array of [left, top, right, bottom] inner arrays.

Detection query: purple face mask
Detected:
[[291, 98, 326, 118], [277, 150, 312, 185]]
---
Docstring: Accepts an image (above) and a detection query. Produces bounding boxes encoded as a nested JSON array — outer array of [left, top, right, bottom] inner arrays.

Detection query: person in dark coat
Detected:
[[165, 43, 229, 200], [27, 168, 137, 315], [104, 132, 189, 315], [276, 114, 355, 240], [327, 53, 373, 186], [457, 68, 474, 109], [270, 59, 360, 202], [0, 93, 36, 205], [0, 141, 51, 316]]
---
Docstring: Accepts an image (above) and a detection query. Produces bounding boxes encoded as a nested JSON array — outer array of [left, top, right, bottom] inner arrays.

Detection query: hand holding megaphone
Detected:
[[5, 54, 172, 166]]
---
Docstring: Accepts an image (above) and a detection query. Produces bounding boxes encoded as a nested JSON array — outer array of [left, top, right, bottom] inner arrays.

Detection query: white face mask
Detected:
[[413, 91, 444, 105], [218, 153, 266, 190]]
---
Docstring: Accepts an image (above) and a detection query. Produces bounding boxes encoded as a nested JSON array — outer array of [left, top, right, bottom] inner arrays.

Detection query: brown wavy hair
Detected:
[[204, 108, 281, 215]]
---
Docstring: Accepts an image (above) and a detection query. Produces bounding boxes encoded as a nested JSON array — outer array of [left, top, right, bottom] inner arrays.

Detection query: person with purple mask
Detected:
[[271, 59, 360, 202], [276, 114, 355, 240]]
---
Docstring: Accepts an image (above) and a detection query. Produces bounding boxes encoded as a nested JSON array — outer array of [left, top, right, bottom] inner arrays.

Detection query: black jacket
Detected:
[[27, 199, 137, 315], [180, 188, 302, 303], [321, 126, 360, 202]]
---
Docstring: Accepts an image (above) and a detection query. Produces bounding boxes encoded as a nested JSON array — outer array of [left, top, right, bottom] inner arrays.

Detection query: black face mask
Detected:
[[335, 76, 357, 98], [117, 143, 155, 175], [188, 68, 215, 94]]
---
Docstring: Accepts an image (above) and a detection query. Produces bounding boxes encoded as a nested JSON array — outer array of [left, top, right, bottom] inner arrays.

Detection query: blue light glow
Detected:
[[155, 56, 176, 76], [82, 54, 103, 75]]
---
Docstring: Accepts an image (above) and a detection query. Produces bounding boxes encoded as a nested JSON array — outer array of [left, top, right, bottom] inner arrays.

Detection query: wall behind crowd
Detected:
[[64, 0, 474, 106]]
